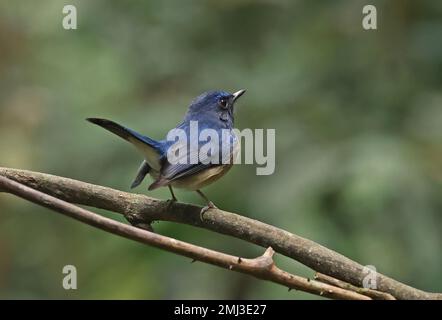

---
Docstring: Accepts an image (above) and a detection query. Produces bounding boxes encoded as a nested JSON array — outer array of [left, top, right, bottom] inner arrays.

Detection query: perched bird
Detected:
[[87, 89, 245, 215]]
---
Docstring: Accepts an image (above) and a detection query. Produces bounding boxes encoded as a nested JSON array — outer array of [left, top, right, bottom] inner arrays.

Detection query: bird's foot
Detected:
[[166, 197, 177, 208], [200, 201, 217, 221]]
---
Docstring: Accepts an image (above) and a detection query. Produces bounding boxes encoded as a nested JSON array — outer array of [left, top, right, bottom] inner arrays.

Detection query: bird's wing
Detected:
[[87, 118, 163, 171], [149, 129, 238, 189]]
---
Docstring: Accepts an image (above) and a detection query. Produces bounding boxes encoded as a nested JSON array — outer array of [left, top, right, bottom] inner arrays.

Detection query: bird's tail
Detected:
[[86, 118, 163, 172], [131, 160, 151, 189]]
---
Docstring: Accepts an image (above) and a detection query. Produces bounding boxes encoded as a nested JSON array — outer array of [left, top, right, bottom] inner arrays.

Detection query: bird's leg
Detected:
[[196, 189, 217, 220], [168, 185, 177, 202], [168, 185, 178, 202], [165, 186, 177, 209]]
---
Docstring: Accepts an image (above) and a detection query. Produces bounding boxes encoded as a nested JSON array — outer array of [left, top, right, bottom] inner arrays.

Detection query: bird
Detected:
[[87, 89, 246, 216]]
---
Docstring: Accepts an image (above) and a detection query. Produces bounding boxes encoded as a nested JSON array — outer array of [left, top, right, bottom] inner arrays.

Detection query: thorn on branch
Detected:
[[263, 246, 275, 259]]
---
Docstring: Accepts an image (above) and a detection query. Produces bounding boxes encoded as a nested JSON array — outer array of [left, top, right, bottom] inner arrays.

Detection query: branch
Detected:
[[0, 167, 441, 300], [314, 272, 396, 300], [0, 175, 370, 300]]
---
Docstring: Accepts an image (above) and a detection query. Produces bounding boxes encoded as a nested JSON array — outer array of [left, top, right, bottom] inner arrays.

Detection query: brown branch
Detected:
[[314, 272, 396, 300], [0, 175, 371, 300], [0, 167, 441, 300]]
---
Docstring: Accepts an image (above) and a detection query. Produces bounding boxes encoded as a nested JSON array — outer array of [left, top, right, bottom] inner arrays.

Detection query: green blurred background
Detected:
[[0, 0, 441, 299]]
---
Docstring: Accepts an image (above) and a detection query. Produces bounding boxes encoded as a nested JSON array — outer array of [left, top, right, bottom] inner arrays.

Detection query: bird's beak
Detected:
[[232, 89, 246, 102]]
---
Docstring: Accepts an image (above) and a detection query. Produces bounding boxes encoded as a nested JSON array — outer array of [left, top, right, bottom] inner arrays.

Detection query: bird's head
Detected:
[[185, 89, 246, 126]]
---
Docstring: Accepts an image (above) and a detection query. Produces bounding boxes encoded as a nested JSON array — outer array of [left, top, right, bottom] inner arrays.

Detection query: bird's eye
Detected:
[[219, 97, 228, 108]]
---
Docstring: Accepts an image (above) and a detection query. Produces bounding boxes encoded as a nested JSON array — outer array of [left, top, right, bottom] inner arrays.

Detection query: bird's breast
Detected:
[[169, 164, 233, 191]]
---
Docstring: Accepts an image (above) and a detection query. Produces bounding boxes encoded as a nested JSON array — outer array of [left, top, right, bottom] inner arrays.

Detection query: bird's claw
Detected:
[[166, 197, 177, 208], [200, 201, 217, 221]]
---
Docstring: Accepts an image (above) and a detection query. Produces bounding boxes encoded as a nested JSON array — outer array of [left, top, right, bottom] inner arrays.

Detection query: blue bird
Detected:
[[87, 89, 245, 215]]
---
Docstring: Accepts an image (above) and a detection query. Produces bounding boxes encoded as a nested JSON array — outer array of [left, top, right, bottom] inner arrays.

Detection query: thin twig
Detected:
[[0, 175, 371, 300], [314, 272, 396, 300], [0, 167, 441, 300]]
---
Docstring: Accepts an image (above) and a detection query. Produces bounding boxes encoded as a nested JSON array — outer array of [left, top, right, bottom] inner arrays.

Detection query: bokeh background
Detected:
[[0, 0, 441, 299]]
